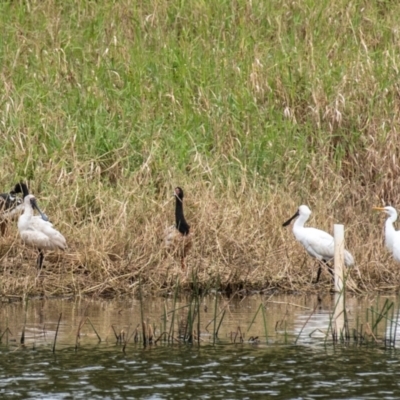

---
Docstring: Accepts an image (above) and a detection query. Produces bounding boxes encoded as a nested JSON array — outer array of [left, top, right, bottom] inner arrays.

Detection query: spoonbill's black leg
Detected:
[[37, 249, 44, 269], [314, 261, 334, 284], [314, 264, 323, 284]]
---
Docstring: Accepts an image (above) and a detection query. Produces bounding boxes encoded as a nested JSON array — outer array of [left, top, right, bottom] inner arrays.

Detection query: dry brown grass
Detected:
[[1, 148, 400, 299]]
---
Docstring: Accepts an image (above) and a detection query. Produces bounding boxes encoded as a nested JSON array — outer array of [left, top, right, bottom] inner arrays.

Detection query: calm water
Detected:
[[0, 294, 400, 399]]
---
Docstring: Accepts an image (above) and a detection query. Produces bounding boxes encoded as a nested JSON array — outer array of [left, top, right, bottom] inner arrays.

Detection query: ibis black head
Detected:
[[11, 182, 29, 198], [174, 187, 184, 202]]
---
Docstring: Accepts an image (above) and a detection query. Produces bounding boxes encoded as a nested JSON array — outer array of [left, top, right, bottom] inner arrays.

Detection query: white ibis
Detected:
[[373, 206, 400, 262], [164, 187, 192, 269], [18, 194, 66, 269], [283, 205, 354, 283]]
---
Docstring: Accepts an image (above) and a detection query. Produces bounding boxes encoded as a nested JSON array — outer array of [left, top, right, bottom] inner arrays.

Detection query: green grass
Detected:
[[1, 0, 400, 296], [0, 0, 368, 178]]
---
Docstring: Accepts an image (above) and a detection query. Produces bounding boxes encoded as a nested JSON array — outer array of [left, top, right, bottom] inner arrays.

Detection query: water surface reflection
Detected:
[[0, 294, 399, 399]]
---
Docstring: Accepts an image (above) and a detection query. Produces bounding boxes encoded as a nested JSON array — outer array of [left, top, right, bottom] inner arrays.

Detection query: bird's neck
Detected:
[[23, 206, 34, 218], [18, 204, 33, 230], [21, 184, 29, 198], [23, 198, 34, 218], [175, 198, 190, 235], [385, 217, 397, 235], [388, 212, 398, 224], [293, 214, 308, 232], [385, 217, 396, 246]]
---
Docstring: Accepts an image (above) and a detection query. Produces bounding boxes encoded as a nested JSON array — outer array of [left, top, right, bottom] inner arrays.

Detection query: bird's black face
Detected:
[[282, 209, 300, 227], [174, 187, 184, 201], [10, 182, 29, 198], [10, 185, 21, 196]]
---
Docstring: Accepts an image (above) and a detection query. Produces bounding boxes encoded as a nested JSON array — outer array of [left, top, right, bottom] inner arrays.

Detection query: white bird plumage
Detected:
[[18, 194, 67, 269], [283, 205, 354, 283], [373, 206, 400, 262]]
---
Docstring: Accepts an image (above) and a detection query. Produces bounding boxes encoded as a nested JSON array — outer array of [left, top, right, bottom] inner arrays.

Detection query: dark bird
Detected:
[[165, 187, 192, 269], [0, 182, 29, 235], [18, 194, 66, 269]]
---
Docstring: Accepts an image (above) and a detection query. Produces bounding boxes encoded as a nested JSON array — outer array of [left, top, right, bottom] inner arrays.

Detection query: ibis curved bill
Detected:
[[373, 206, 400, 262], [18, 194, 67, 269], [283, 205, 354, 283], [164, 187, 192, 269]]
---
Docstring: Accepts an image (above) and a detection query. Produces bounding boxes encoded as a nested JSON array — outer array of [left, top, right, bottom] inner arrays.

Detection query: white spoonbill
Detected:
[[283, 205, 354, 283], [164, 187, 192, 269], [373, 206, 400, 262], [18, 194, 66, 269]]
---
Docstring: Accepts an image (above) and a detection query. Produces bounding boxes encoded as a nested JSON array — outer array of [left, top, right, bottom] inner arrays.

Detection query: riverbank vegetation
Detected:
[[1, 0, 400, 297]]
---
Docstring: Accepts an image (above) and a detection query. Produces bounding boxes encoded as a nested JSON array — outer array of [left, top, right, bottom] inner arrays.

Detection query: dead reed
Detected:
[[0, 174, 399, 297], [0, 292, 399, 351]]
